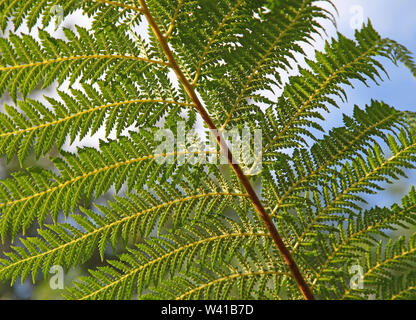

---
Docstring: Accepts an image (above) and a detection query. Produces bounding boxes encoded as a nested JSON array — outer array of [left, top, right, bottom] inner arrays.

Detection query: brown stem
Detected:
[[138, 0, 315, 300]]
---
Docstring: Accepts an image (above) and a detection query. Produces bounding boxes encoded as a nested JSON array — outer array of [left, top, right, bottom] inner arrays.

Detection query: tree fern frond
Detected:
[[68, 242, 289, 300], [146, 0, 262, 84], [386, 39, 416, 79], [382, 272, 416, 300], [62, 217, 275, 300], [342, 233, 416, 300], [219, 0, 335, 130], [142, 246, 294, 300], [291, 127, 416, 253], [0, 132, 218, 240], [0, 0, 143, 32], [263, 100, 405, 215], [310, 187, 416, 298], [0, 81, 193, 164], [190, 0, 246, 86], [261, 22, 405, 154], [0, 0, 415, 301], [404, 111, 416, 130], [144, 0, 335, 129], [152, 268, 287, 300], [0, 26, 168, 100], [139, 0, 317, 299], [0, 187, 248, 285]]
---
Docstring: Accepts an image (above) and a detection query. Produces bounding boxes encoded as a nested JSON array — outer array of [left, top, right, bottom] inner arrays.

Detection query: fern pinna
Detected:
[[0, 0, 415, 300]]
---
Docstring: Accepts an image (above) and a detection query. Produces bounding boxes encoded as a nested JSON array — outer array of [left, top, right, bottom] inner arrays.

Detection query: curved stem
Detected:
[[138, 0, 315, 300]]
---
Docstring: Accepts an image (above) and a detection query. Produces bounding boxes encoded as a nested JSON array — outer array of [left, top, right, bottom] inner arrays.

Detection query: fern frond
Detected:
[[0, 26, 168, 100], [0, 0, 415, 301], [0, 81, 193, 164], [310, 187, 416, 298], [0, 187, 248, 285], [62, 217, 276, 300], [342, 234, 416, 300], [149, 267, 287, 300], [260, 22, 413, 155], [383, 272, 416, 300], [146, 0, 262, 84], [219, 0, 335, 130], [291, 127, 416, 253], [144, 0, 335, 129], [0, 0, 143, 32], [142, 246, 294, 300], [264, 100, 405, 216], [0, 132, 218, 240], [386, 39, 416, 79]]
